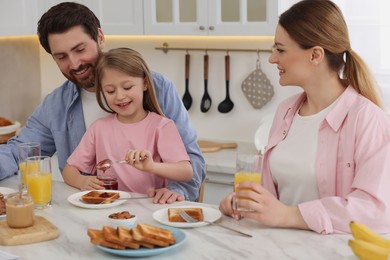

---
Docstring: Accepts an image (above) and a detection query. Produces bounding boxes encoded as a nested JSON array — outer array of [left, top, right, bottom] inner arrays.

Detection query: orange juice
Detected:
[[19, 161, 40, 185], [234, 171, 261, 191], [27, 172, 52, 205], [234, 171, 261, 211]]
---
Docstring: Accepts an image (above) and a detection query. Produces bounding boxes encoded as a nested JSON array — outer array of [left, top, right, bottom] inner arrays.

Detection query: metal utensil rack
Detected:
[[155, 42, 272, 54]]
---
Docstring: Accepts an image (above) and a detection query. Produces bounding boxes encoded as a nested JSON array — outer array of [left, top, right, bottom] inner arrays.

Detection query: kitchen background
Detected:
[[1, 0, 389, 143], [0, 0, 389, 203]]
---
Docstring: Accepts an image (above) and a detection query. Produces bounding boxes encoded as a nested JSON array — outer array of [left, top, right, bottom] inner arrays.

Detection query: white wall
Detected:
[[39, 36, 301, 143]]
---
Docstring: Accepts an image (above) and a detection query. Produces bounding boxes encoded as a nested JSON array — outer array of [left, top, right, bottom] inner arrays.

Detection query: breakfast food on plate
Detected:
[[80, 191, 119, 204], [168, 207, 204, 222], [109, 211, 135, 219], [0, 193, 6, 215], [0, 117, 13, 127], [87, 223, 176, 250], [131, 223, 176, 247]]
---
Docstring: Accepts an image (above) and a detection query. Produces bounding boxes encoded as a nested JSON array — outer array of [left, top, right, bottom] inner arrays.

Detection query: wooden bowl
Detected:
[[0, 121, 21, 144]]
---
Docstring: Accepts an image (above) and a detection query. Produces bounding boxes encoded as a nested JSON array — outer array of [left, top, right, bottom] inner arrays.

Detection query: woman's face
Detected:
[[268, 25, 314, 87], [100, 67, 147, 123]]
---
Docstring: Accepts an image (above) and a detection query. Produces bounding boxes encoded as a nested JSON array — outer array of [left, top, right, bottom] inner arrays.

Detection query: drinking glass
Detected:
[[18, 142, 41, 190], [26, 156, 52, 209], [233, 153, 262, 211]]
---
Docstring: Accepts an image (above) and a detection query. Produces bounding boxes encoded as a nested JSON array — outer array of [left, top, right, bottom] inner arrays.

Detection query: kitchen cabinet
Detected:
[[0, 1, 38, 36], [37, 0, 144, 35], [144, 0, 279, 36]]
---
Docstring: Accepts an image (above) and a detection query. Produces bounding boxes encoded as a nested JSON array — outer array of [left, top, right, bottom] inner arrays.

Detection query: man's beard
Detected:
[[63, 49, 102, 90], [62, 63, 96, 90]]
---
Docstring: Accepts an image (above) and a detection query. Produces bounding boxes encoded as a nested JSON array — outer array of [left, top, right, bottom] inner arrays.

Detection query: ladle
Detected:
[[96, 159, 126, 172], [200, 53, 212, 112], [182, 53, 193, 110], [218, 54, 234, 113]]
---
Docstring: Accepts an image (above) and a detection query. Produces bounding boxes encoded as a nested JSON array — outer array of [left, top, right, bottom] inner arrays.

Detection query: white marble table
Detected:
[[0, 176, 356, 260]]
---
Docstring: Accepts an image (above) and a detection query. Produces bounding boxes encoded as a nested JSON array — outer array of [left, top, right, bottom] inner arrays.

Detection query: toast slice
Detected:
[[131, 225, 172, 247], [168, 207, 204, 222], [137, 223, 176, 245], [80, 191, 120, 204], [87, 229, 125, 250], [117, 226, 140, 249]]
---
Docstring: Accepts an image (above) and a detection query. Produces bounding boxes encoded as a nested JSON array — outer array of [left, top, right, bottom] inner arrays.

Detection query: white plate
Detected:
[[96, 225, 186, 257], [0, 187, 16, 219], [67, 190, 131, 209], [152, 205, 222, 228]]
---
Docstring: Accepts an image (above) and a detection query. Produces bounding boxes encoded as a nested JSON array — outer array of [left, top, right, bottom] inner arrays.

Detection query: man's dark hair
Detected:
[[37, 2, 101, 54]]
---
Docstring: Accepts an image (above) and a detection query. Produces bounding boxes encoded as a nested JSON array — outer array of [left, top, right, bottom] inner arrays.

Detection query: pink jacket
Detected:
[[262, 86, 390, 234]]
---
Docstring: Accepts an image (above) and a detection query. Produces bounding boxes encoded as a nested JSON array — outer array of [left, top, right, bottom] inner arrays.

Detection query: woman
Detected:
[[219, 0, 390, 234], [63, 48, 193, 194]]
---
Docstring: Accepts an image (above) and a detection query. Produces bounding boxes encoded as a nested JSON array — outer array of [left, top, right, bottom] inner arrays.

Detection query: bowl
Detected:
[[0, 121, 21, 144], [107, 211, 137, 229]]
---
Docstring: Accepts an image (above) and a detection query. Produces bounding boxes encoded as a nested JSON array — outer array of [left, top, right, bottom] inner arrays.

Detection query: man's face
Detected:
[[48, 26, 105, 91]]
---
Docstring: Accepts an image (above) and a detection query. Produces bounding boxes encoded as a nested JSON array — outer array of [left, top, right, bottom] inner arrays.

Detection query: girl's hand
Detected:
[[125, 149, 154, 172], [234, 181, 307, 229], [79, 176, 105, 191]]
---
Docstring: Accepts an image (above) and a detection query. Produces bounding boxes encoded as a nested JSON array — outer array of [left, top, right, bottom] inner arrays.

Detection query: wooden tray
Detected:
[[198, 140, 237, 153], [0, 216, 59, 245]]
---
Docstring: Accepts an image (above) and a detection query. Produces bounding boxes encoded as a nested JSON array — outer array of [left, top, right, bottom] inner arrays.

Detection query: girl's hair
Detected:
[[95, 48, 164, 116], [279, 0, 383, 108]]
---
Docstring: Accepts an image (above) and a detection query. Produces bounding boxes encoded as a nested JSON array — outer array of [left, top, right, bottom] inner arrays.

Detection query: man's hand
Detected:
[[147, 187, 184, 204]]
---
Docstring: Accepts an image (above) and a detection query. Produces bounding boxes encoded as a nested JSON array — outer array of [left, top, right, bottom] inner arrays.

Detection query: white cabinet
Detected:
[[203, 171, 234, 205], [144, 0, 278, 36], [37, 0, 144, 35], [0, 1, 38, 36]]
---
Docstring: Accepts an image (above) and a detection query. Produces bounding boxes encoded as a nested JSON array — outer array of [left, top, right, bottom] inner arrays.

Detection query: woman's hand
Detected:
[[219, 191, 242, 220], [221, 181, 309, 229]]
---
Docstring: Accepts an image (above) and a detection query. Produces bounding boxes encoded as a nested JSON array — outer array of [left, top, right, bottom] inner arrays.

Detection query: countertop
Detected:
[[0, 176, 358, 260]]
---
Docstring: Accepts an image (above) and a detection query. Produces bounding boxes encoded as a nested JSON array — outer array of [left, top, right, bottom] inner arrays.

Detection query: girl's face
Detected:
[[100, 67, 147, 123], [268, 25, 314, 87]]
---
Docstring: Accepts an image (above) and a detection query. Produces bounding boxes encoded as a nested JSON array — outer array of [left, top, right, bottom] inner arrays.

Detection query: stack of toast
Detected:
[[168, 208, 204, 222], [88, 223, 176, 250], [0, 193, 5, 215], [80, 191, 120, 204]]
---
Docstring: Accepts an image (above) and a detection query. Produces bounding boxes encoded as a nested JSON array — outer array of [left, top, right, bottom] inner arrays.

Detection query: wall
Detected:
[[39, 36, 301, 143], [0, 36, 41, 125]]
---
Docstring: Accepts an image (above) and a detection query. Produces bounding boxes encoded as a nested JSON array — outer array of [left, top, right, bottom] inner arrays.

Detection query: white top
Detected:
[[80, 89, 109, 129], [269, 101, 336, 205]]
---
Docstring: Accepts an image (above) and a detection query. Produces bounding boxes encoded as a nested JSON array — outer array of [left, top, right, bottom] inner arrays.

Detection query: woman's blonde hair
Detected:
[[95, 48, 164, 115], [279, 0, 383, 108]]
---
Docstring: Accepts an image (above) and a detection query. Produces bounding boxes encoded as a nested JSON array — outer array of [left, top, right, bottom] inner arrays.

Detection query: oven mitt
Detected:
[[241, 60, 274, 109]]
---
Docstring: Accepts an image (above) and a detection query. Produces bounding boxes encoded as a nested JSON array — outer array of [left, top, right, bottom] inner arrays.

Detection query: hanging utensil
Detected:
[[241, 51, 274, 109], [200, 53, 212, 112], [218, 53, 234, 113], [182, 53, 192, 110]]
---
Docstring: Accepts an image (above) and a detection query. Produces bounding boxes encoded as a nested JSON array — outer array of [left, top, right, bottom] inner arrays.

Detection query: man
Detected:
[[0, 2, 205, 203]]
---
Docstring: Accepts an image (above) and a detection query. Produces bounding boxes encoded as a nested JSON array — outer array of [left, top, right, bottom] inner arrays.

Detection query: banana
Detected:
[[350, 221, 390, 248], [348, 239, 390, 260]]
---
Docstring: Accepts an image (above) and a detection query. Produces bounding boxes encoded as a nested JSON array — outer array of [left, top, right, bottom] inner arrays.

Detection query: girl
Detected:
[[63, 48, 193, 195]]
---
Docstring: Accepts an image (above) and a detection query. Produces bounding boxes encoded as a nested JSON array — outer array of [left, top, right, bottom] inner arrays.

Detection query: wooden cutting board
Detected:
[[0, 216, 59, 245], [198, 140, 237, 153]]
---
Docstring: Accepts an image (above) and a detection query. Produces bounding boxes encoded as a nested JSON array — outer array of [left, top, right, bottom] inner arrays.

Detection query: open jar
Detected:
[[6, 193, 34, 228]]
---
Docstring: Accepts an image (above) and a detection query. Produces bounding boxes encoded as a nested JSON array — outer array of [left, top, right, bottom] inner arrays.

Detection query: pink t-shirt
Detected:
[[67, 112, 190, 194]]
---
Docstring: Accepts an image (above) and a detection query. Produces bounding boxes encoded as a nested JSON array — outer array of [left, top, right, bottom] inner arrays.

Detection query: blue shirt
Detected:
[[0, 71, 205, 201]]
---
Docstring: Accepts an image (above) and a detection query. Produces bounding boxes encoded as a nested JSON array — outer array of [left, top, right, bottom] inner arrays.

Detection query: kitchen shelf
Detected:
[[155, 42, 272, 54]]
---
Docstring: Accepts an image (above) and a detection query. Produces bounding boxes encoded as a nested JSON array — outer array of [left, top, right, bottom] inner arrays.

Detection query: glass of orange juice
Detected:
[[233, 153, 262, 211], [26, 156, 52, 209], [17, 142, 41, 190]]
